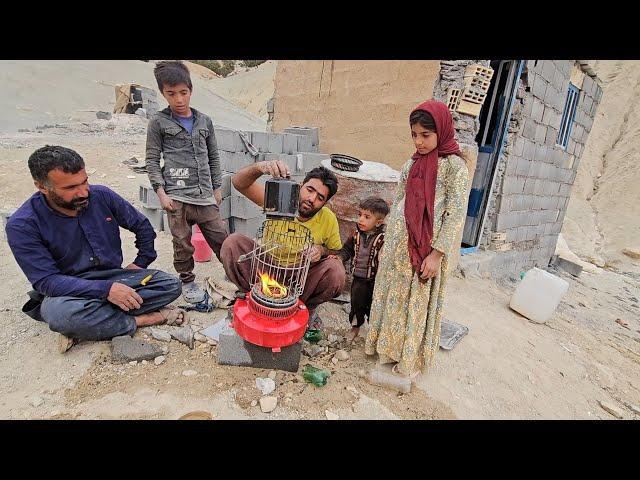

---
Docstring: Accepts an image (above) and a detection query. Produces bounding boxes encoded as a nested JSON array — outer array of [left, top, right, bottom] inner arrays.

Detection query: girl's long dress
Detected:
[[365, 154, 469, 374]]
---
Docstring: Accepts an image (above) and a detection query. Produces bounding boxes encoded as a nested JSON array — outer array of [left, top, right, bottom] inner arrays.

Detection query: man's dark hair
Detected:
[[153, 60, 193, 92], [302, 166, 339, 200], [28, 145, 85, 184], [359, 196, 390, 218]]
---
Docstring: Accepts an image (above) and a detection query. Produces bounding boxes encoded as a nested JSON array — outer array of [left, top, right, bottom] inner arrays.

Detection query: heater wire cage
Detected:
[[248, 219, 313, 308]]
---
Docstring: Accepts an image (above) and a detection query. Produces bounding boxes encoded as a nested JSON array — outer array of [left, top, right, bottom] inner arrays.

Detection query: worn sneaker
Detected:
[[182, 282, 206, 304], [57, 334, 77, 354]]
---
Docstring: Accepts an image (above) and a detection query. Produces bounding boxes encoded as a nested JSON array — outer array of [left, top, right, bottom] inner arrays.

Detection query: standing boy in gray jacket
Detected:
[[145, 60, 228, 302]]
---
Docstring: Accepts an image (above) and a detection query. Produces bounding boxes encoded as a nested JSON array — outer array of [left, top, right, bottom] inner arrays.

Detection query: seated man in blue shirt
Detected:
[[5, 145, 185, 353]]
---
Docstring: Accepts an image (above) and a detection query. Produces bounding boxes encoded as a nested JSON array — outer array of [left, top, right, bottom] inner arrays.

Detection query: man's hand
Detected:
[[156, 189, 175, 212], [257, 160, 290, 179], [309, 245, 324, 263], [108, 282, 144, 311], [419, 249, 443, 280], [125, 263, 142, 270]]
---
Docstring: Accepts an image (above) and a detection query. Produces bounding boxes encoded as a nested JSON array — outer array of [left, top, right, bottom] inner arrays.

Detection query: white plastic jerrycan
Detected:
[[509, 267, 569, 324]]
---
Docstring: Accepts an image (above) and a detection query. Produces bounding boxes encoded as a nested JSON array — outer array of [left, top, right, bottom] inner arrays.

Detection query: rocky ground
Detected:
[[0, 116, 638, 420]]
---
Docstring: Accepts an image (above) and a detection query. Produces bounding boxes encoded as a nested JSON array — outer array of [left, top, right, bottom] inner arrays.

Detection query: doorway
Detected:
[[461, 60, 524, 248]]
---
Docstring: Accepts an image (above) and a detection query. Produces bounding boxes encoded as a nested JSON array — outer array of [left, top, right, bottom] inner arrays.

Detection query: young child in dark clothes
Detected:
[[333, 196, 390, 343]]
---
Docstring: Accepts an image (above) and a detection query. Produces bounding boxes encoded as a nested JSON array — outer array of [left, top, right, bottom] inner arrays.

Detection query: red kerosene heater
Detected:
[[231, 178, 313, 352]]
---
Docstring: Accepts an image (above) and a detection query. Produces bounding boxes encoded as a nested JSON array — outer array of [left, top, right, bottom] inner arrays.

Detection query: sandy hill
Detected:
[[562, 60, 640, 275], [0, 60, 266, 133]]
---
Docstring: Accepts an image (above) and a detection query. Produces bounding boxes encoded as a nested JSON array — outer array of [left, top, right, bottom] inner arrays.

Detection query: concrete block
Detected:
[[545, 127, 558, 147], [535, 124, 547, 144], [219, 151, 256, 173], [496, 212, 518, 230], [282, 133, 300, 155], [550, 255, 583, 277], [299, 153, 330, 172], [283, 126, 320, 146], [522, 119, 537, 140], [217, 323, 302, 372], [523, 95, 534, 117], [221, 173, 232, 198], [219, 197, 231, 219], [231, 215, 266, 238], [523, 138, 536, 160], [214, 128, 244, 152], [532, 98, 544, 122], [559, 184, 573, 197], [503, 177, 525, 194], [263, 153, 304, 175], [534, 144, 550, 163], [515, 157, 531, 177], [522, 177, 536, 194], [541, 60, 555, 82], [267, 134, 284, 154], [296, 135, 314, 153], [248, 132, 269, 153], [139, 183, 161, 209], [141, 206, 163, 231], [230, 196, 263, 219], [505, 156, 518, 176], [532, 74, 548, 100]]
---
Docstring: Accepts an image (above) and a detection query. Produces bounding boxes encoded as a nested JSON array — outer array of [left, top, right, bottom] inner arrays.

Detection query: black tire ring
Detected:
[[330, 153, 363, 172]]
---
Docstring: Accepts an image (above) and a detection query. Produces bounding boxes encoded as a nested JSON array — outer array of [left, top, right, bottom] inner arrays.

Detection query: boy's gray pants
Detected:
[[39, 268, 181, 340]]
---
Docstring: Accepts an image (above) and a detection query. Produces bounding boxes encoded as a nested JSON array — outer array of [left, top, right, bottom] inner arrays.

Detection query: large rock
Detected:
[[169, 325, 194, 349], [259, 396, 278, 413], [111, 336, 165, 364]]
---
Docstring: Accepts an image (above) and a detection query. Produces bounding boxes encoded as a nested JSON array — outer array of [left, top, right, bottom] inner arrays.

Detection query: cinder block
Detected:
[[141, 206, 163, 231], [220, 173, 232, 198], [515, 157, 531, 176], [231, 215, 265, 238], [531, 98, 544, 122], [503, 177, 525, 194], [217, 323, 302, 372], [522, 119, 537, 140], [263, 153, 304, 174], [267, 134, 284, 154], [249, 131, 269, 153], [283, 126, 320, 146], [219, 151, 256, 173], [139, 183, 161, 209], [550, 255, 583, 277], [535, 124, 547, 144], [541, 60, 555, 82], [300, 153, 330, 172], [296, 134, 314, 153], [532, 74, 548, 100], [214, 128, 244, 152], [219, 197, 231, 219], [230, 196, 263, 219], [491, 232, 507, 242], [282, 133, 299, 155]]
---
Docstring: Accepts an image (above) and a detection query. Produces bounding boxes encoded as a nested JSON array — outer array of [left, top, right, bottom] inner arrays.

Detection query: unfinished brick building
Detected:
[[270, 60, 602, 275]]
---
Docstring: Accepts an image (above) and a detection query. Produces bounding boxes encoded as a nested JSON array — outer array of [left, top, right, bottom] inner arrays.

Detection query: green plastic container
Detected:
[[302, 364, 331, 387]]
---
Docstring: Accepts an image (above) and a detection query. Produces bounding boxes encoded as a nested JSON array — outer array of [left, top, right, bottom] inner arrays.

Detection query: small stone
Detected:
[[150, 328, 172, 343], [346, 386, 359, 397], [331, 357, 339, 365], [207, 339, 218, 346], [29, 396, 44, 408], [161, 346, 170, 355], [96, 111, 112, 120], [255, 377, 276, 396], [154, 355, 165, 366], [335, 350, 350, 361], [268, 370, 277, 381], [129, 361, 138, 366], [259, 396, 278, 413], [342, 304, 351, 314], [318, 340, 330, 347], [250, 400, 258, 407], [325, 410, 339, 420], [194, 333, 207, 343], [598, 400, 624, 419], [182, 370, 198, 377], [111, 335, 165, 364], [622, 247, 640, 260], [141, 360, 148, 365], [626, 403, 640, 415], [169, 325, 195, 349], [328, 334, 342, 344]]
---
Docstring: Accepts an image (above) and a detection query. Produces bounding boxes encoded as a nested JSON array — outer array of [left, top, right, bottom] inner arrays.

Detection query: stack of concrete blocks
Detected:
[[216, 126, 329, 239], [131, 86, 159, 118], [138, 183, 169, 232], [485, 60, 602, 276]]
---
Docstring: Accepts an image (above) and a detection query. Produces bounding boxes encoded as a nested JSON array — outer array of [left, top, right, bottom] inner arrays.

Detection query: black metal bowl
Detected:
[[330, 153, 363, 172]]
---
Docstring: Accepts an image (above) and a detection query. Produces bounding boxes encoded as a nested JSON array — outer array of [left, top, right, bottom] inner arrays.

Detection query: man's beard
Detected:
[[48, 189, 90, 212], [298, 200, 321, 218]]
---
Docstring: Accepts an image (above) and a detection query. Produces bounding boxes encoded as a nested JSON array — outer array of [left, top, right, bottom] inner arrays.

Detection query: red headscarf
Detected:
[[405, 100, 461, 274]]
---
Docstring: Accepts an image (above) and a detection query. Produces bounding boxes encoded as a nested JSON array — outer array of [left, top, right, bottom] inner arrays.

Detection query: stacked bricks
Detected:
[[216, 126, 329, 238], [138, 183, 169, 232], [483, 60, 603, 276]]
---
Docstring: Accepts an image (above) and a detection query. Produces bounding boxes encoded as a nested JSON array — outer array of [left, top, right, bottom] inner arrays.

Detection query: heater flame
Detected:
[[258, 272, 288, 299]]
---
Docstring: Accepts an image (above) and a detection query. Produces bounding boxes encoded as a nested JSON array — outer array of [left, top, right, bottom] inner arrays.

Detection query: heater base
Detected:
[[216, 323, 302, 372]]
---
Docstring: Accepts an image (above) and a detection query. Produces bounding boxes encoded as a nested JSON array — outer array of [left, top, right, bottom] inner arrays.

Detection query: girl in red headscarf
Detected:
[[365, 100, 470, 379]]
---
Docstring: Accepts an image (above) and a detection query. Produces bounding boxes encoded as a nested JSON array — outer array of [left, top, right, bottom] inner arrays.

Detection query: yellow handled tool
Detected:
[[140, 273, 154, 286]]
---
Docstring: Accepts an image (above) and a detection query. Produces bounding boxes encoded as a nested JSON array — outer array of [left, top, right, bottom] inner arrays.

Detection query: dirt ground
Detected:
[[0, 117, 638, 420]]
